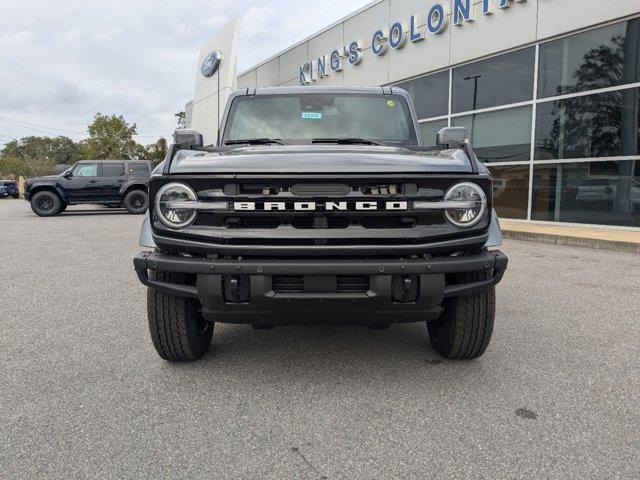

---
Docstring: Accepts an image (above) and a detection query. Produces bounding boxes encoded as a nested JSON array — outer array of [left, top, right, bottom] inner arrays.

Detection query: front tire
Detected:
[[427, 271, 495, 360], [30, 191, 64, 217], [124, 190, 148, 214], [147, 271, 213, 361]]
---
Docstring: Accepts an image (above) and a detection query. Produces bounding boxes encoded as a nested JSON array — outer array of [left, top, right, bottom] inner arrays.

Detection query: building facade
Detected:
[[214, 0, 640, 228]]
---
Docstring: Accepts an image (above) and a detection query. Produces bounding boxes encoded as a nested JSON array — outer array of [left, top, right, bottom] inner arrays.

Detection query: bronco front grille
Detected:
[[152, 175, 492, 252]]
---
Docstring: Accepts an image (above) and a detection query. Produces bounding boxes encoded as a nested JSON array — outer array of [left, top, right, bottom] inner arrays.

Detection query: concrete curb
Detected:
[[502, 230, 640, 254]]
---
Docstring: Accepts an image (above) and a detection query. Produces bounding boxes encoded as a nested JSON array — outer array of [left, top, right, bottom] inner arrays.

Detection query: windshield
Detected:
[[223, 93, 419, 146]]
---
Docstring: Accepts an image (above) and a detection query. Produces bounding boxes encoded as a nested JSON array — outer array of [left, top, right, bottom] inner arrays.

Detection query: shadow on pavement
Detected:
[[160, 322, 456, 376]]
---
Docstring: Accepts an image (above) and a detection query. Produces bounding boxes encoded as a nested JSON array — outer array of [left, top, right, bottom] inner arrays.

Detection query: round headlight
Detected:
[[444, 182, 487, 228], [155, 182, 198, 229]]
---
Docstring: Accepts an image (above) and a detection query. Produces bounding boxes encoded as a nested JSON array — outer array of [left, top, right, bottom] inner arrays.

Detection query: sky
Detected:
[[0, 0, 371, 148]]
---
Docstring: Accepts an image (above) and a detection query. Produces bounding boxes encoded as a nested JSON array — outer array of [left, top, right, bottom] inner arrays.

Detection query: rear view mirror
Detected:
[[174, 129, 204, 150], [436, 127, 468, 148]]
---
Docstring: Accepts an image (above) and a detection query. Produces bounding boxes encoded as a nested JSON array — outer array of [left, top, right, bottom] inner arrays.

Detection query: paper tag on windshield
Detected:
[[301, 112, 323, 120]]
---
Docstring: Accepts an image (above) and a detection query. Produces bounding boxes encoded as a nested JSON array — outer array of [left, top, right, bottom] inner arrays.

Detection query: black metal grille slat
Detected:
[[271, 275, 369, 293], [272, 275, 303, 293], [290, 184, 351, 196], [337, 275, 369, 293]]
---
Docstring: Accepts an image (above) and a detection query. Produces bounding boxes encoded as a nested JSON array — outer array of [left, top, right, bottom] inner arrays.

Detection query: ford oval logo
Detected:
[[201, 50, 222, 77]]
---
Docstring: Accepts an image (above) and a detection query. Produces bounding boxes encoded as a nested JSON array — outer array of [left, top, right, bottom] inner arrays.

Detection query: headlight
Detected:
[[443, 182, 487, 228], [155, 182, 198, 229]]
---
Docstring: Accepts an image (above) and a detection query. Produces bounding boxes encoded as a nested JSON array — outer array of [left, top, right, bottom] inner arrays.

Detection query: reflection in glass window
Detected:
[[72, 163, 98, 177], [128, 162, 150, 174], [538, 19, 640, 98], [535, 88, 640, 160], [487, 164, 530, 219], [452, 47, 535, 113], [419, 119, 448, 146], [453, 106, 532, 163], [225, 93, 418, 146], [532, 160, 640, 227], [396, 71, 450, 119], [101, 162, 124, 176]]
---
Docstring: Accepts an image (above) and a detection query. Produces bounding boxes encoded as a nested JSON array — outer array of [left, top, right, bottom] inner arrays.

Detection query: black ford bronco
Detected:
[[134, 86, 508, 362], [24, 160, 152, 216]]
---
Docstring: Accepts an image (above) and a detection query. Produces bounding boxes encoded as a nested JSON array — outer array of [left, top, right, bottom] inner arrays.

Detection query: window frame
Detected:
[[451, 46, 536, 114], [537, 18, 640, 99], [100, 162, 125, 177], [388, 16, 640, 227], [221, 92, 420, 146], [127, 162, 150, 174], [71, 162, 99, 177]]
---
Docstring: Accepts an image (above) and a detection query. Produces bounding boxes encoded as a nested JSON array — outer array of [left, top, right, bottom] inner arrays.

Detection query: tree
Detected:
[[0, 136, 83, 164], [175, 111, 187, 129], [145, 137, 167, 163], [83, 113, 147, 160], [0, 155, 55, 178]]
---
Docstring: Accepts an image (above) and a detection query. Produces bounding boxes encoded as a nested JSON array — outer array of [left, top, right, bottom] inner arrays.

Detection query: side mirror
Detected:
[[63, 171, 72, 178], [436, 127, 468, 148], [174, 129, 203, 150]]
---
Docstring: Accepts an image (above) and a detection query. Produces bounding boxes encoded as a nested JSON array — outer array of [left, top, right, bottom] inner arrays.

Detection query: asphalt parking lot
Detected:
[[1, 198, 639, 479]]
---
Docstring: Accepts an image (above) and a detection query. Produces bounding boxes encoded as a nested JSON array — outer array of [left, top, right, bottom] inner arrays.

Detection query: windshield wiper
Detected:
[[312, 137, 382, 146], [224, 138, 285, 146]]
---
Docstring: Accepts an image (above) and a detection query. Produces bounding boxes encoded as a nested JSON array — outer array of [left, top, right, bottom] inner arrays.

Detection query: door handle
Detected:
[[89, 180, 98, 183]]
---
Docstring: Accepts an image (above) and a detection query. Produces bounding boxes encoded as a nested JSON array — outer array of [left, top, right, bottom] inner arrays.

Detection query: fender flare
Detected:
[[29, 183, 67, 203], [119, 181, 149, 197]]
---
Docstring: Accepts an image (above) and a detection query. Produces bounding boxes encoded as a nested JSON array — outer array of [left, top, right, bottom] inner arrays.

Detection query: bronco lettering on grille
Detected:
[[233, 201, 408, 212]]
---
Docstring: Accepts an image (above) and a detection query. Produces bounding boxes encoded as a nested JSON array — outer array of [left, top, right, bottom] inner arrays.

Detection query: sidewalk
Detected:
[[500, 220, 640, 254]]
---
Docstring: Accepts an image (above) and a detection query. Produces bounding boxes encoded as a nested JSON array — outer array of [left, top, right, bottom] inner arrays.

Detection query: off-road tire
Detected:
[[147, 271, 213, 361], [30, 191, 64, 217], [124, 190, 148, 214], [427, 270, 495, 360]]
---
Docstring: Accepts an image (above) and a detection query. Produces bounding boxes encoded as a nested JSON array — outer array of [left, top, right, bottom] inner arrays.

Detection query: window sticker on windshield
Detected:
[[301, 112, 323, 120], [387, 100, 396, 108]]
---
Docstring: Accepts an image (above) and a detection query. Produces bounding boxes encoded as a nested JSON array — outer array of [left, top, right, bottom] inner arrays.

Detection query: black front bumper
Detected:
[[134, 250, 508, 326]]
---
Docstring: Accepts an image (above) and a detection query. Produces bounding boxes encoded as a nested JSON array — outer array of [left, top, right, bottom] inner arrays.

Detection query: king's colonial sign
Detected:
[[299, 0, 527, 84]]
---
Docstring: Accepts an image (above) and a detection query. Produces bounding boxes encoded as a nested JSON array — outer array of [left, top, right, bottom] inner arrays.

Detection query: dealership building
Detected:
[[190, 0, 640, 228]]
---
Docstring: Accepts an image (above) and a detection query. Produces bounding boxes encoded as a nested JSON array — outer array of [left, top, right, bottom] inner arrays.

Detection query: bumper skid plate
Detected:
[[134, 250, 507, 326]]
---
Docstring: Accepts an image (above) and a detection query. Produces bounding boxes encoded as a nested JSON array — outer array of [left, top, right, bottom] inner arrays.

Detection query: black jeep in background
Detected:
[[0, 180, 20, 199], [24, 160, 153, 216]]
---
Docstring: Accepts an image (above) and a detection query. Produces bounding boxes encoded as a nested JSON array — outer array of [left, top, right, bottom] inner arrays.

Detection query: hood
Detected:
[[168, 145, 475, 174], [27, 175, 62, 184]]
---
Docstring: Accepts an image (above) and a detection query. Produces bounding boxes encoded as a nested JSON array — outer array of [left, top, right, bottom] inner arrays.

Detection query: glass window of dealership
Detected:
[[396, 17, 640, 228]]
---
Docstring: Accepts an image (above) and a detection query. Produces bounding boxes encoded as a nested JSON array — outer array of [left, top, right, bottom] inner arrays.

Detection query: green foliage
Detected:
[[0, 113, 166, 178], [83, 113, 147, 160], [145, 137, 167, 163], [175, 111, 187, 129], [0, 155, 55, 178], [1, 136, 83, 165]]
